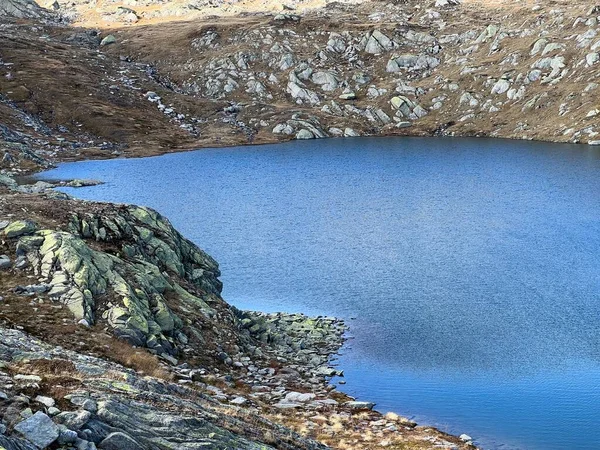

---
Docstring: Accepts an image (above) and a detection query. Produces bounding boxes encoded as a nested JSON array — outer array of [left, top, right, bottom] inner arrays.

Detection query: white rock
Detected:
[[491, 79, 510, 95], [229, 396, 248, 405], [35, 395, 56, 408]]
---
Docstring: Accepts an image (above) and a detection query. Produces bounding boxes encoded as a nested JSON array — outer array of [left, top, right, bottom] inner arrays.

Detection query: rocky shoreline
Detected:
[[0, 171, 478, 449]]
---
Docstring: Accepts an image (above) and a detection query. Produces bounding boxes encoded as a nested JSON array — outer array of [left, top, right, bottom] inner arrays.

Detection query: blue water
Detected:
[[39, 137, 600, 450]]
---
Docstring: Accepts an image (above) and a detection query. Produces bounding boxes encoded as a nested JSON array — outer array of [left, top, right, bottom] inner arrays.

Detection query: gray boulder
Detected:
[[55, 410, 92, 431], [0, 435, 38, 450], [0, 255, 11, 270], [362, 30, 394, 54], [296, 129, 314, 140], [311, 71, 338, 91], [14, 412, 59, 448], [344, 401, 376, 410]]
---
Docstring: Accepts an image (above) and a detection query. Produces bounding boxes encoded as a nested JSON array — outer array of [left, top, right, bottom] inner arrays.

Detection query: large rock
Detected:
[[99, 432, 144, 450], [390, 96, 428, 120], [4, 221, 37, 238], [311, 71, 339, 91], [54, 410, 92, 430], [362, 30, 394, 54], [0, 255, 11, 269], [287, 82, 320, 105], [344, 401, 376, 410], [0, 0, 50, 18], [491, 79, 510, 95], [296, 129, 314, 140], [0, 435, 38, 450], [14, 412, 59, 448], [386, 55, 439, 72]]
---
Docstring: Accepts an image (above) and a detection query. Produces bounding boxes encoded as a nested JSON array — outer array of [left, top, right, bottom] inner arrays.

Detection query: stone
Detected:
[[344, 401, 375, 410], [460, 434, 473, 442], [75, 438, 96, 450], [98, 432, 144, 450], [364, 30, 393, 54], [55, 410, 92, 430], [285, 392, 316, 403], [14, 411, 59, 448], [229, 396, 248, 406], [338, 91, 356, 100], [311, 72, 338, 91], [273, 123, 294, 135], [58, 427, 78, 445], [0, 255, 11, 269], [287, 82, 320, 105], [491, 79, 510, 95], [100, 35, 116, 46], [586, 52, 599, 66], [4, 220, 37, 238], [34, 395, 55, 408], [81, 399, 98, 413], [296, 129, 314, 140], [14, 374, 42, 383], [273, 401, 302, 409], [315, 366, 337, 377]]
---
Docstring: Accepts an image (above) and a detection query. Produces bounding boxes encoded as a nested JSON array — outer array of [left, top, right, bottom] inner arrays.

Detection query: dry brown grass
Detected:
[[106, 338, 173, 380]]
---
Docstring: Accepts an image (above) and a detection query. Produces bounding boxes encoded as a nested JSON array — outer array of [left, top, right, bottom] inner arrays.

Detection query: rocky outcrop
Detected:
[[0, 0, 49, 18], [6, 205, 222, 358]]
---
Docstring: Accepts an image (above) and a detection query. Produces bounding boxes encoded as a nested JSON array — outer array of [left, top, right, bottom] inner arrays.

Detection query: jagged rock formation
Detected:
[[9, 206, 222, 358], [0, 0, 49, 18]]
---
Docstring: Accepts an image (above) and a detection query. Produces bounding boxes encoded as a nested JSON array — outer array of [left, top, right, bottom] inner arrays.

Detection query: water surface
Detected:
[[40, 137, 600, 450]]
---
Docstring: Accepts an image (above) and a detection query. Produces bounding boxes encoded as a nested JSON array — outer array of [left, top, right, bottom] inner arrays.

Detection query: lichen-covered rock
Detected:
[[4, 220, 37, 238], [15, 206, 222, 357]]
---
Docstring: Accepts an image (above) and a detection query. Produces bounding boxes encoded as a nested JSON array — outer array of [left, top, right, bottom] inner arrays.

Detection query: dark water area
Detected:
[[39, 137, 600, 449]]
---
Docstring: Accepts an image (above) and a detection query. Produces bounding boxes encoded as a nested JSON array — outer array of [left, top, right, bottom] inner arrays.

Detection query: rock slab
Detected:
[[14, 411, 59, 448]]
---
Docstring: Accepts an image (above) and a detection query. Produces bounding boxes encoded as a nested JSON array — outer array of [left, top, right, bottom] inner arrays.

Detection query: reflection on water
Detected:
[[39, 137, 600, 450]]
